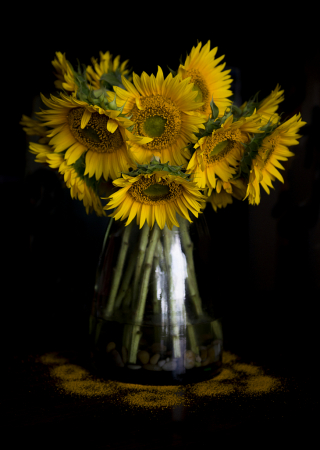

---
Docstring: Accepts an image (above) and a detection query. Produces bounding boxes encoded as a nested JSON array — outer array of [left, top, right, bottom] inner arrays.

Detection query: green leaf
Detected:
[[167, 66, 177, 77], [210, 96, 219, 120], [231, 104, 243, 117], [220, 108, 233, 125], [100, 72, 125, 89], [209, 140, 229, 157], [126, 124, 134, 132], [107, 93, 119, 110], [121, 160, 189, 180]]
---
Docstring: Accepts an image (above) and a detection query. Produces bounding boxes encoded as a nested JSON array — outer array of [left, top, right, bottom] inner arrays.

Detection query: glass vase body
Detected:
[[89, 212, 223, 385]]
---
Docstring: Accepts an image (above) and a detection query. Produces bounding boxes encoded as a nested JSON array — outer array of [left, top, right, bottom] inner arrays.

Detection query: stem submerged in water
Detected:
[[132, 223, 150, 307], [115, 243, 139, 310], [103, 222, 133, 319], [127, 224, 161, 363]]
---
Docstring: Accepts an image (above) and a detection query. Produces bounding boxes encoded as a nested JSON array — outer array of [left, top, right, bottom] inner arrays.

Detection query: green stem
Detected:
[[128, 224, 160, 364], [132, 223, 150, 307], [178, 216, 204, 317], [103, 222, 133, 319], [101, 217, 114, 257], [123, 286, 132, 309], [127, 325, 143, 364], [91, 217, 114, 316], [163, 225, 181, 359], [114, 244, 139, 310], [135, 224, 160, 324], [187, 322, 200, 364], [210, 319, 223, 341]]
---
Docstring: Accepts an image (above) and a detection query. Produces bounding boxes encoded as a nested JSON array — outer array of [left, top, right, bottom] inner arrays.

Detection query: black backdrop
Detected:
[[3, 10, 319, 378]]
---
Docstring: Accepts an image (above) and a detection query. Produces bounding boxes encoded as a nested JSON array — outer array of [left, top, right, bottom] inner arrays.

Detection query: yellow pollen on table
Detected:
[[40, 350, 286, 408], [68, 107, 123, 153], [129, 175, 183, 205], [131, 95, 181, 151]]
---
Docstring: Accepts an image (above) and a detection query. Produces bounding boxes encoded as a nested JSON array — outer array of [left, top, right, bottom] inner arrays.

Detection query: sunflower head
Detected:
[[239, 85, 285, 126], [187, 110, 264, 189], [86, 50, 132, 91], [177, 40, 233, 118], [111, 66, 207, 167], [59, 159, 106, 216], [243, 113, 306, 205], [206, 178, 247, 212], [36, 92, 135, 181], [20, 115, 50, 144], [104, 160, 207, 230], [52, 52, 77, 94]]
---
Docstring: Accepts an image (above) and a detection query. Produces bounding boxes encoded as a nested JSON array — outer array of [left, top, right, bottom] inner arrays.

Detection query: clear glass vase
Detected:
[[89, 212, 223, 385]]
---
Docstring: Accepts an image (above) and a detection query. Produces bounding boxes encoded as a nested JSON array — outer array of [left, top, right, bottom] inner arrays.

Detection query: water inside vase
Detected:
[[89, 316, 223, 385]]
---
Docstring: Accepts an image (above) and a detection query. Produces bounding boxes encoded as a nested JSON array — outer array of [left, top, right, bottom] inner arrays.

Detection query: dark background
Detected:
[[2, 9, 319, 391]]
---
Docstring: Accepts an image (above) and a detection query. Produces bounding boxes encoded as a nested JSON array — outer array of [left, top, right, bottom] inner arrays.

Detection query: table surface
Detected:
[[4, 342, 318, 447]]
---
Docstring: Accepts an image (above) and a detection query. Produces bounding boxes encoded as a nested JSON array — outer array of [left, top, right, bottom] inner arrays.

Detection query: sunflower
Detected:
[[177, 41, 233, 118], [239, 84, 284, 126], [28, 141, 106, 216], [256, 84, 284, 125], [104, 165, 207, 230], [206, 178, 247, 212], [244, 113, 306, 205], [86, 51, 131, 90], [37, 92, 135, 181], [187, 113, 263, 189], [59, 161, 106, 216], [110, 66, 207, 167], [20, 115, 50, 144], [29, 141, 62, 167], [52, 52, 77, 94]]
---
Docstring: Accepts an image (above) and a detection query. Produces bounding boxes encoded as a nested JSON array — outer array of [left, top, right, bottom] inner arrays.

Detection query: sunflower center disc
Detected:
[[203, 129, 242, 164], [143, 183, 170, 197], [192, 84, 203, 102], [186, 69, 209, 111], [131, 95, 182, 151], [81, 127, 101, 143], [143, 116, 167, 138], [68, 107, 123, 153], [260, 137, 278, 165], [209, 140, 229, 157], [129, 175, 183, 205]]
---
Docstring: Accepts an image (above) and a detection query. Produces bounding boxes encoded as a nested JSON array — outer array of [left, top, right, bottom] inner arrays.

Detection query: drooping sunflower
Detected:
[[37, 92, 135, 181], [256, 84, 284, 125], [28, 141, 106, 216], [177, 41, 233, 118], [86, 51, 131, 90], [20, 115, 50, 144], [59, 160, 106, 216], [104, 164, 207, 230], [52, 52, 77, 94], [239, 84, 284, 126], [206, 178, 247, 212], [187, 113, 263, 189], [244, 113, 306, 205], [110, 66, 207, 167]]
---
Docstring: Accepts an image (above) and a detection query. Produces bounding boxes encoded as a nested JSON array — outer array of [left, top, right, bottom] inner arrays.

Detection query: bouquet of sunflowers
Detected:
[[21, 42, 306, 381]]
